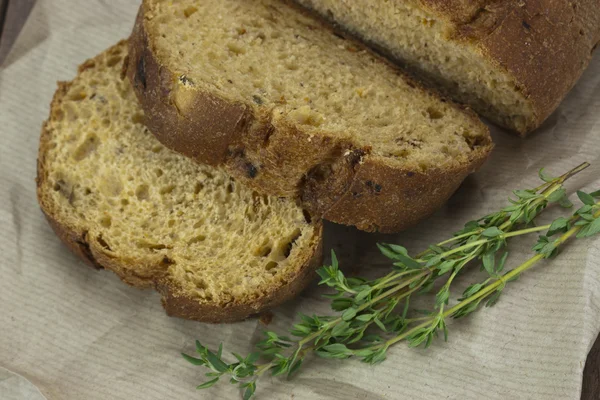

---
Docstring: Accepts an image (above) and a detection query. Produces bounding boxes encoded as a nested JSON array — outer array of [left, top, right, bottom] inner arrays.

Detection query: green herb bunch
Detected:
[[183, 163, 600, 399]]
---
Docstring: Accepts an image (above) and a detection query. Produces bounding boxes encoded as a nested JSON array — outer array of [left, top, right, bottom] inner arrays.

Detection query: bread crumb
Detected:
[[259, 311, 274, 326]]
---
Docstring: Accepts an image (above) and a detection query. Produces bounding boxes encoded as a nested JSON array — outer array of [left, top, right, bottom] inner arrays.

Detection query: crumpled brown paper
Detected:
[[1, 1, 599, 399]]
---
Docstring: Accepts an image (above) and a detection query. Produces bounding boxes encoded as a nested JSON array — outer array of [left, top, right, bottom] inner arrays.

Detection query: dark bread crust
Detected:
[[128, 2, 493, 233], [420, 0, 600, 134], [36, 42, 324, 323], [308, 158, 486, 232]]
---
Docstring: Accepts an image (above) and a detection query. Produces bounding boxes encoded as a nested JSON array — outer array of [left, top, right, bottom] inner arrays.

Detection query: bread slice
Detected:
[[294, 0, 600, 134], [127, 0, 493, 233], [36, 41, 323, 323]]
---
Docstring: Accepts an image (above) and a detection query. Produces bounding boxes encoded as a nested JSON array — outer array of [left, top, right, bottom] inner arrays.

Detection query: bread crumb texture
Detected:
[[296, 0, 600, 133], [296, 0, 532, 132], [38, 42, 319, 313], [144, 0, 490, 170]]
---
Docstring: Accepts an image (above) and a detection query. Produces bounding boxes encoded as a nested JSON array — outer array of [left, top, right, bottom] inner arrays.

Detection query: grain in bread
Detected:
[[295, 0, 600, 134], [128, 0, 493, 233], [36, 41, 323, 323]]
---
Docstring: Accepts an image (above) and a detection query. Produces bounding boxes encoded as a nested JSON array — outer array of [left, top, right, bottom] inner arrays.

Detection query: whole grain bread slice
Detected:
[[36, 41, 323, 323], [127, 0, 493, 233], [295, 0, 600, 134]]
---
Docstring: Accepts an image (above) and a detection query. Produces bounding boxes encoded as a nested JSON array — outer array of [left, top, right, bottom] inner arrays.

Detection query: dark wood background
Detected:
[[0, 0, 598, 398]]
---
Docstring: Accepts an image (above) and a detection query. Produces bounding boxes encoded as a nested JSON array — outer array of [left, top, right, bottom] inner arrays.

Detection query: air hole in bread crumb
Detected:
[[302, 210, 312, 224], [106, 56, 122, 68], [227, 182, 235, 193], [131, 113, 144, 125], [462, 131, 487, 150], [283, 233, 301, 258], [270, 229, 302, 261], [265, 261, 278, 271], [188, 235, 206, 244], [73, 134, 99, 161], [155, 169, 164, 178], [161, 256, 175, 266], [194, 182, 204, 194], [183, 6, 198, 18], [136, 184, 150, 200], [254, 240, 272, 257], [255, 32, 266, 42], [426, 107, 444, 120], [121, 199, 129, 206], [53, 179, 68, 193], [159, 185, 176, 195], [97, 235, 112, 251], [84, 188, 92, 196], [99, 216, 112, 228], [151, 145, 163, 153], [137, 241, 169, 251], [168, 219, 175, 227], [193, 280, 207, 290], [193, 220, 204, 229]]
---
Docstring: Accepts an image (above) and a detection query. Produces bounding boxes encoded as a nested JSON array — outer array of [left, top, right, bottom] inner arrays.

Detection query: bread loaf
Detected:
[[295, 0, 600, 134], [36, 41, 323, 323], [127, 0, 493, 233]]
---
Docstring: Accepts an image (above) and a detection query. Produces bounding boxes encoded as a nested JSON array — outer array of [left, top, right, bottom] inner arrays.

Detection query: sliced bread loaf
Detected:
[[295, 0, 600, 134], [36, 41, 323, 323], [127, 0, 493, 233]]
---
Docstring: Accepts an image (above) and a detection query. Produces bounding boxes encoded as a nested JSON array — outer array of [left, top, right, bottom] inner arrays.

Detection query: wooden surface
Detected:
[[0, 1, 598, 398]]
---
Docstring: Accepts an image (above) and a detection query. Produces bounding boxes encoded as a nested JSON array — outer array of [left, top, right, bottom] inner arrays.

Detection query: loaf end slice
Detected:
[[128, 0, 493, 233], [295, 0, 600, 134], [37, 41, 323, 323]]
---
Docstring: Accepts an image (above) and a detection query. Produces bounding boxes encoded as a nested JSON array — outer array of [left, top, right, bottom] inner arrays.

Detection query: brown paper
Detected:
[[1, 1, 599, 399]]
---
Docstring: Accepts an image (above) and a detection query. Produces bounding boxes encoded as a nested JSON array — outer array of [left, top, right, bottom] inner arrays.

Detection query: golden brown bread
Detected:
[[36, 41, 323, 323], [295, 0, 600, 134], [127, 0, 493, 233]]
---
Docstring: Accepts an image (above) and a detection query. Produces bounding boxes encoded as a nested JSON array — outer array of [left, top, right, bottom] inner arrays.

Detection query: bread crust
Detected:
[[419, 0, 600, 134], [128, 2, 493, 233], [156, 236, 322, 323], [36, 42, 324, 323]]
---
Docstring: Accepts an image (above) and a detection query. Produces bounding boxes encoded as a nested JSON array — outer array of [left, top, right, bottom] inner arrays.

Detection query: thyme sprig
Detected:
[[183, 163, 600, 399]]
